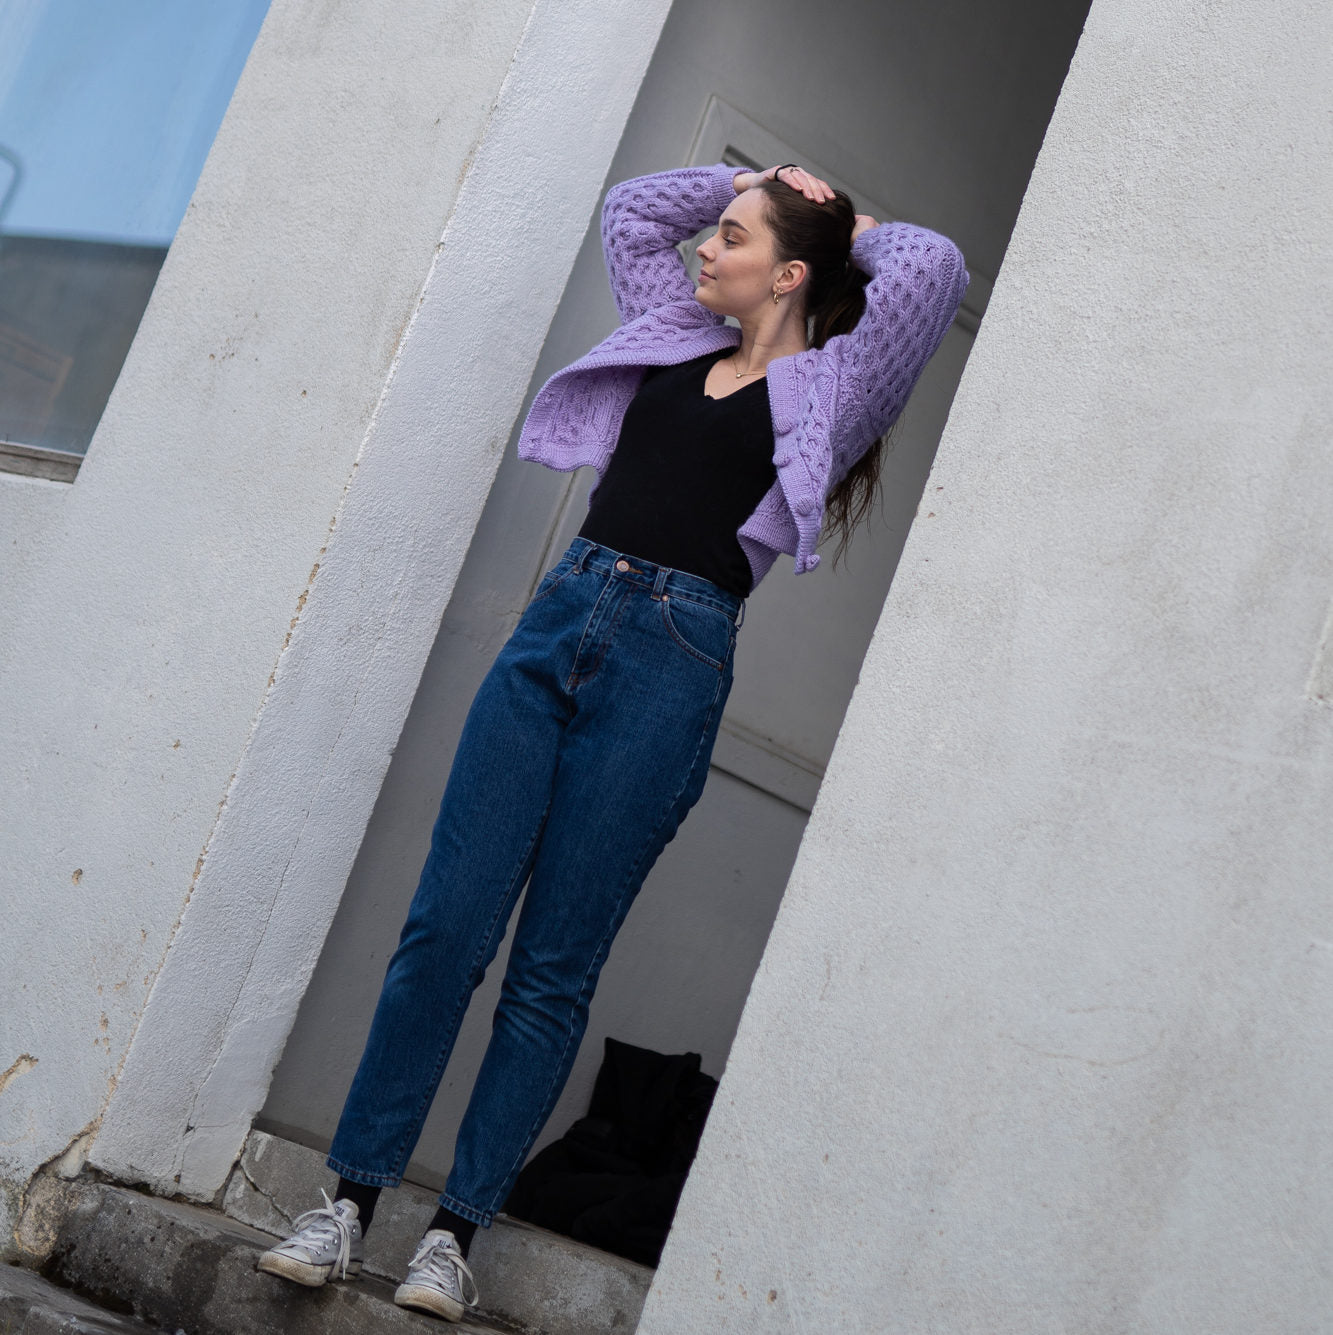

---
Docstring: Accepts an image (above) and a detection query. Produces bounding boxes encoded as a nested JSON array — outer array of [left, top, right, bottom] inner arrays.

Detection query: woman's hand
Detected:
[[851, 213, 878, 242], [733, 164, 836, 204]]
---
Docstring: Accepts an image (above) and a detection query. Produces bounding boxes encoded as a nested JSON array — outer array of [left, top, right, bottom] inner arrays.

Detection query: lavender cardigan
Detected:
[[518, 164, 969, 584]]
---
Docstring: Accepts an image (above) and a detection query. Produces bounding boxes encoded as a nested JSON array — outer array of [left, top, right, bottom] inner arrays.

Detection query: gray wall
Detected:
[[639, 0, 1333, 1328], [263, 0, 1088, 1188]]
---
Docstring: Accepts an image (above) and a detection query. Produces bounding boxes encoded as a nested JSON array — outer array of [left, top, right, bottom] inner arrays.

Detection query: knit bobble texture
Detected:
[[522, 164, 968, 583]]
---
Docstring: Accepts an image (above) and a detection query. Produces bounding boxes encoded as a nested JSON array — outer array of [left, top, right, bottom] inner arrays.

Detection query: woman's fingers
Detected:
[[772, 165, 835, 203]]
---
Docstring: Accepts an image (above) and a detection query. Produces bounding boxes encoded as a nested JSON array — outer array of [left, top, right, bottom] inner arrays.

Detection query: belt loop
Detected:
[[652, 567, 669, 601], [574, 542, 589, 574], [735, 599, 746, 629]]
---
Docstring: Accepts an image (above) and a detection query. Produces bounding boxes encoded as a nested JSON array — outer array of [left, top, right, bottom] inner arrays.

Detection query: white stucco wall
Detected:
[[640, 0, 1333, 1330], [84, 0, 674, 1204], [0, 0, 677, 1242]]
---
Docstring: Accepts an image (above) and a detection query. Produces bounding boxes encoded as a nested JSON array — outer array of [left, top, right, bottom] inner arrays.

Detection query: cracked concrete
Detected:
[[40, 1180, 506, 1335], [10, 1120, 104, 1265], [0, 1262, 159, 1333]]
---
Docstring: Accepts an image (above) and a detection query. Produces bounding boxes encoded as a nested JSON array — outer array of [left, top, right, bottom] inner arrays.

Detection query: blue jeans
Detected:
[[327, 538, 740, 1225]]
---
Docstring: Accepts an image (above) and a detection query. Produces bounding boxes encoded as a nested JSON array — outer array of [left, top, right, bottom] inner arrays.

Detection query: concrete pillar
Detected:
[[3, 0, 534, 1243], [2, 0, 675, 1217], [638, 0, 1333, 1330]]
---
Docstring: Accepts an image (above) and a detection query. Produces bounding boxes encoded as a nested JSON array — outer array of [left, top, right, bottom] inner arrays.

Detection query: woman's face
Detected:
[[694, 188, 784, 321]]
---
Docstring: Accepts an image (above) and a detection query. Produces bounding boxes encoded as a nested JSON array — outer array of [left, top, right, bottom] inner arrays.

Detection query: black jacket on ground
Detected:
[[503, 1037, 718, 1267]]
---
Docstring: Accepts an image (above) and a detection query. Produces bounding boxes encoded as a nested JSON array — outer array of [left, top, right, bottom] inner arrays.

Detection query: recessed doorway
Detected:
[[261, 0, 1092, 1224]]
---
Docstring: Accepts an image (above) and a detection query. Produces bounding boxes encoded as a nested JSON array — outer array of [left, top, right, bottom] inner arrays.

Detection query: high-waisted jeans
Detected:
[[326, 538, 741, 1225]]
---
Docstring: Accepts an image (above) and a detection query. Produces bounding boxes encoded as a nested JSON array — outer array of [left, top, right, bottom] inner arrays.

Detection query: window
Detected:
[[0, 0, 270, 480]]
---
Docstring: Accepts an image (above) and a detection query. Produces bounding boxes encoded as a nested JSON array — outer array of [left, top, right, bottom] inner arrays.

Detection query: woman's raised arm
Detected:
[[599, 164, 739, 325], [822, 218, 969, 472]]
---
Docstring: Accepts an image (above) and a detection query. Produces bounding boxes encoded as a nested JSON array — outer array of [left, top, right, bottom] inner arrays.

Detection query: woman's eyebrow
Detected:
[[718, 216, 749, 233]]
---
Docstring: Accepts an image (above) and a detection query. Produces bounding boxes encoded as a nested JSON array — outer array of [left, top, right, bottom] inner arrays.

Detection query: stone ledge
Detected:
[[224, 1130, 652, 1335], [0, 1259, 160, 1333], [42, 1181, 507, 1335]]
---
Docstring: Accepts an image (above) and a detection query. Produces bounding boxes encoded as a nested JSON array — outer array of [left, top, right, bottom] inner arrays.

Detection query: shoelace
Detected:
[[287, 1188, 354, 1279], [407, 1234, 480, 1308]]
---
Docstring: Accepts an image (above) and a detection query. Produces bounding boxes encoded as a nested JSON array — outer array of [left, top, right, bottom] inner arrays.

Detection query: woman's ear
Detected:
[[778, 258, 809, 296]]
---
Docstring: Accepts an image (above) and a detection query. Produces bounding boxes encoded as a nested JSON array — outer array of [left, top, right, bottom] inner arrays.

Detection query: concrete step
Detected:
[[42, 1181, 510, 1335], [0, 1261, 161, 1333], [223, 1131, 652, 1335]]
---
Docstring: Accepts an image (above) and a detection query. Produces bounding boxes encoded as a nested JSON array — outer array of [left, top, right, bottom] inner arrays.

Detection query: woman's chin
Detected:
[[694, 285, 733, 317]]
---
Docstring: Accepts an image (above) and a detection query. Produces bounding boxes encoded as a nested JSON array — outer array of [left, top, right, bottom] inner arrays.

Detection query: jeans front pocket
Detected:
[[529, 558, 578, 605], [658, 594, 735, 671]]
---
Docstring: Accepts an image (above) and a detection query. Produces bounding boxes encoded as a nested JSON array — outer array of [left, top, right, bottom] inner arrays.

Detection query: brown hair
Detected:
[[756, 180, 887, 562]]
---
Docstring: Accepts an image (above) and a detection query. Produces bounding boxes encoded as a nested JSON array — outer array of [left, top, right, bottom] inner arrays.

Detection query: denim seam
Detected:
[[366, 794, 552, 1186], [569, 540, 741, 617], [589, 586, 635, 680], [480, 651, 733, 1216], [567, 581, 633, 692], [434, 1190, 491, 1228], [324, 1157, 402, 1190], [566, 576, 614, 692], [665, 590, 739, 617]]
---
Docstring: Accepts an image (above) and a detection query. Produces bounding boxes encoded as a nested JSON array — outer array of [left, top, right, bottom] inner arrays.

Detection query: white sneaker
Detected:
[[393, 1229, 480, 1323], [256, 1190, 363, 1287]]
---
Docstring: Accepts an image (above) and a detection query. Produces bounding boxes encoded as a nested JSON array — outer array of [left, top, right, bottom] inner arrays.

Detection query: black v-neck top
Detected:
[[578, 350, 777, 597]]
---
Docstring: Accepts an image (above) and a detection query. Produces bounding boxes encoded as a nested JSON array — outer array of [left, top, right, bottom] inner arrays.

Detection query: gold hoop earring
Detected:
[[772, 286, 782, 304]]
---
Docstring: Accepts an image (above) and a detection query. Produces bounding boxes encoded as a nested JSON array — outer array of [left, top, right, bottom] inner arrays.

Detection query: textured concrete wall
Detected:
[[640, 0, 1333, 1330], [0, 0, 550, 1243], [85, 0, 674, 1204]]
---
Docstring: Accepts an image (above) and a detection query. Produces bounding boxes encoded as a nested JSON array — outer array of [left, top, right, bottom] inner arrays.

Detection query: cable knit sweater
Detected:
[[517, 164, 968, 583]]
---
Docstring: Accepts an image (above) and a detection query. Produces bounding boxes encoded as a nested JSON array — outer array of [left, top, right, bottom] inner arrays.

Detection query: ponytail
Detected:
[[808, 259, 870, 349], [756, 181, 885, 563]]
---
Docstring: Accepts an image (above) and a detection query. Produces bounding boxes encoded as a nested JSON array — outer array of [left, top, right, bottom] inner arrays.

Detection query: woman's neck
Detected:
[[732, 308, 808, 376]]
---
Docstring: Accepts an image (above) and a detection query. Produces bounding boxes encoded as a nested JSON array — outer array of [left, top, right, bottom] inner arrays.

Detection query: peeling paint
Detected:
[[11, 1119, 101, 1261], [288, 562, 318, 631], [53, 1125, 97, 1181], [1305, 598, 1333, 705], [0, 1054, 37, 1098]]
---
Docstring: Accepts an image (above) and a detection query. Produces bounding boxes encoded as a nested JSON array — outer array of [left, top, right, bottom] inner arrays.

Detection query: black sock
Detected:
[[428, 1204, 478, 1258], [336, 1177, 381, 1234]]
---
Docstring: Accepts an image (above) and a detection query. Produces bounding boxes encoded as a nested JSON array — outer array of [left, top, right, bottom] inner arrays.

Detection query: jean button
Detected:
[[615, 559, 630, 572]]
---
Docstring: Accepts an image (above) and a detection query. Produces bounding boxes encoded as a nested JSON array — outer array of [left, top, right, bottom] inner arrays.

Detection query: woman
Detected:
[[257, 161, 967, 1321]]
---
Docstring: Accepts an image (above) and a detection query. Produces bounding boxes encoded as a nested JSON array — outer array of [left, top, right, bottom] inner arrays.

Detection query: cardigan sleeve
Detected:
[[758, 221, 967, 576], [820, 222, 969, 485], [600, 164, 740, 325]]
